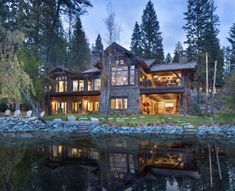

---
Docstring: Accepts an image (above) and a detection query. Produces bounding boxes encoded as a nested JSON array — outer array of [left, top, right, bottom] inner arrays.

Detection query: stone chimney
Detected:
[[91, 47, 103, 68], [179, 51, 188, 64]]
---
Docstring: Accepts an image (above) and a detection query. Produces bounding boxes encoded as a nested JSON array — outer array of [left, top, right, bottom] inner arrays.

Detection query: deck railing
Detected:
[[140, 77, 184, 89]]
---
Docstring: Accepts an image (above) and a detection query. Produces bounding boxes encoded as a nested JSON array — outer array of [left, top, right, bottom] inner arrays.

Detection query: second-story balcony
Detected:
[[140, 77, 185, 94]]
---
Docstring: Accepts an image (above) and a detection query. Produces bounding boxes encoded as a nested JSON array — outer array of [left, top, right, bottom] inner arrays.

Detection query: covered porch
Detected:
[[140, 93, 182, 115]]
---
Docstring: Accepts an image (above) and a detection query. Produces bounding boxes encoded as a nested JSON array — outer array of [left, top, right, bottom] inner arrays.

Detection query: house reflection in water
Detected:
[[41, 138, 205, 190]]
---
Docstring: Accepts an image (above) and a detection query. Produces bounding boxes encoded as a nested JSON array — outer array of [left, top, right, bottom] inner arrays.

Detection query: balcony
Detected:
[[140, 77, 185, 94]]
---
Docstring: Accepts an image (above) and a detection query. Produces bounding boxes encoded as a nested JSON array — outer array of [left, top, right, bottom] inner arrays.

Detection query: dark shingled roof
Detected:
[[143, 59, 156, 67], [149, 62, 196, 72], [82, 67, 101, 74]]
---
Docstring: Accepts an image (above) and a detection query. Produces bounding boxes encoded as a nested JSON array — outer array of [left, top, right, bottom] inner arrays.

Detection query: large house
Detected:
[[47, 42, 196, 115]]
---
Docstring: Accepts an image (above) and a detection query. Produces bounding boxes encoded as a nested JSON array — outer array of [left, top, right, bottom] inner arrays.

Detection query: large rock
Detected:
[[40, 111, 45, 118], [13, 110, 21, 118], [90, 117, 99, 125], [67, 115, 77, 121], [26, 110, 32, 118], [4, 109, 11, 116], [53, 118, 63, 123]]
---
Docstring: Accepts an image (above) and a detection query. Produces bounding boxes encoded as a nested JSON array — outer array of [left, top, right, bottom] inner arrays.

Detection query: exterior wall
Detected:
[[99, 46, 141, 115]]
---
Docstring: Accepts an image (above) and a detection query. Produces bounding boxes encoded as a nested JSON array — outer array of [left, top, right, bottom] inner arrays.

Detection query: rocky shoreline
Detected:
[[0, 118, 234, 138]]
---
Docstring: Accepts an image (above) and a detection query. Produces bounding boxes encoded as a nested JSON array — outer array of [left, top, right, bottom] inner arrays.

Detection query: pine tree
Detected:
[[164, 53, 172, 63], [223, 46, 232, 75], [172, 42, 183, 63], [69, 16, 91, 71], [94, 34, 103, 52], [227, 23, 235, 73], [141, 0, 164, 62], [183, 0, 223, 89], [130, 22, 143, 56]]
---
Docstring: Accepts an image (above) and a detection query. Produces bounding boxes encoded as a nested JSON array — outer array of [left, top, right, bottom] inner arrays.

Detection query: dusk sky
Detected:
[[80, 0, 235, 56]]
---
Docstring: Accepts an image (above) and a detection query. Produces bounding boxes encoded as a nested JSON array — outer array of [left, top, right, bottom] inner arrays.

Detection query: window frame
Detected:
[[110, 97, 128, 110], [55, 76, 67, 93], [111, 59, 135, 86]]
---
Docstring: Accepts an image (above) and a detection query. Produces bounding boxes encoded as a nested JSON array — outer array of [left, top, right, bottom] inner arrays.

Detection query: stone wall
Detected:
[[110, 86, 140, 114]]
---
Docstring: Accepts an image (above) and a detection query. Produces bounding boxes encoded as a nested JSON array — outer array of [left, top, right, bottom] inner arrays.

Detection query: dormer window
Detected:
[[55, 76, 67, 92]]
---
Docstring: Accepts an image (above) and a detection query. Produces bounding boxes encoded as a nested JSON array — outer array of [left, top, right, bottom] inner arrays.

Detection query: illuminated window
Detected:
[[112, 59, 128, 86], [56, 76, 67, 92], [130, 65, 135, 85], [72, 102, 81, 112], [111, 98, 128, 110], [112, 66, 128, 85], [109, 153, 128, 173], [72, 80, 78, 91], [79, 80, 84, 91], [52, 101, 67, 114], [165, 102, 174, 108], [72, 148, 78, 157], [94, 79, 101, 90], [88, 80, 93, 91]]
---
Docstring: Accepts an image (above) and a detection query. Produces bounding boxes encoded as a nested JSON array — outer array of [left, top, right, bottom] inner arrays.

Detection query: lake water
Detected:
[[0, 134, 235, 191]]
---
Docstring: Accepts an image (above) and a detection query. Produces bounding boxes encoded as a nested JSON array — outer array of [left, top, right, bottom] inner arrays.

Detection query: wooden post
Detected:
[[205, 52, 209, 114], [211, 61, 217, 116]]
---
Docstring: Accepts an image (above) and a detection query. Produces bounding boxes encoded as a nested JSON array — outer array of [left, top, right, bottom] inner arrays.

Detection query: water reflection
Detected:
[[0, 136, 235, 191]]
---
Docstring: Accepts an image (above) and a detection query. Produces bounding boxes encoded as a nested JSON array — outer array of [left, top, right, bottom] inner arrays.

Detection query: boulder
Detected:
[[53, 118, 63, 123], [13, 110, 21, 118], [4, 109, 11, 116], [67, 115, 77, 121], [40, 111, 45, 118], [26, 110, 32, 118], [90, 117, 99, 124]]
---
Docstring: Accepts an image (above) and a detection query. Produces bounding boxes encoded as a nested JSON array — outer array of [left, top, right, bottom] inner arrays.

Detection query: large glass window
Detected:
[[55, 76, 67, 92], [72, 80, 78, 91], [111, 98, 128, 110], [112, 66, 128, 85], [94, 79, 101, 90], [79, 80, 84, 91], [130, 65, 135, 85], [51, 101, 67, 114], [72, 101, 82, 113], [88, 80, 93, 91]]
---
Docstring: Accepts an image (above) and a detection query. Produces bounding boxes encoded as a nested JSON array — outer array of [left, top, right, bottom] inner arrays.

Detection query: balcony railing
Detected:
[[140, 77, 184, 89]]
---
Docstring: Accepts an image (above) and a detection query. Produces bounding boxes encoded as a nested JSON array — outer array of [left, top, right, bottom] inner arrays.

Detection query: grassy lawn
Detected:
[[45, 113, 235, 127]]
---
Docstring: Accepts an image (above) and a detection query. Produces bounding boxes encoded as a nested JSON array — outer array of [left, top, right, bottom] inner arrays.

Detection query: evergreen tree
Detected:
[[69, 16, 91, 71], [94, 34, 103, 52], [223, 46, 232, 75], [183, 0, 223, 91], [172, 42, 183, 63], [164, 53, 172, 63], [227, 23, 235, 73], [141, 0, 164, 62], [130, 22, 143, 56]]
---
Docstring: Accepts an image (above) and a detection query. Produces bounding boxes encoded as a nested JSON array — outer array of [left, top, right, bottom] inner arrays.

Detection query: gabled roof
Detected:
[[149, 62, 196, 72], [49, 66, 78, 75], [82, 67, 101, 74], [143, 59, 156, 67], [104, 42, 133, 56]]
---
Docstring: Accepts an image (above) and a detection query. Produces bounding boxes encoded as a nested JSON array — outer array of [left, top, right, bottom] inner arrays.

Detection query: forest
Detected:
[[0, 0, 234, 111]]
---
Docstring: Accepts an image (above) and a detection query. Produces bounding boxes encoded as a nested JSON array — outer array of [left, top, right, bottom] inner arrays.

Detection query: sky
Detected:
[[80, 0, 235, 56]]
